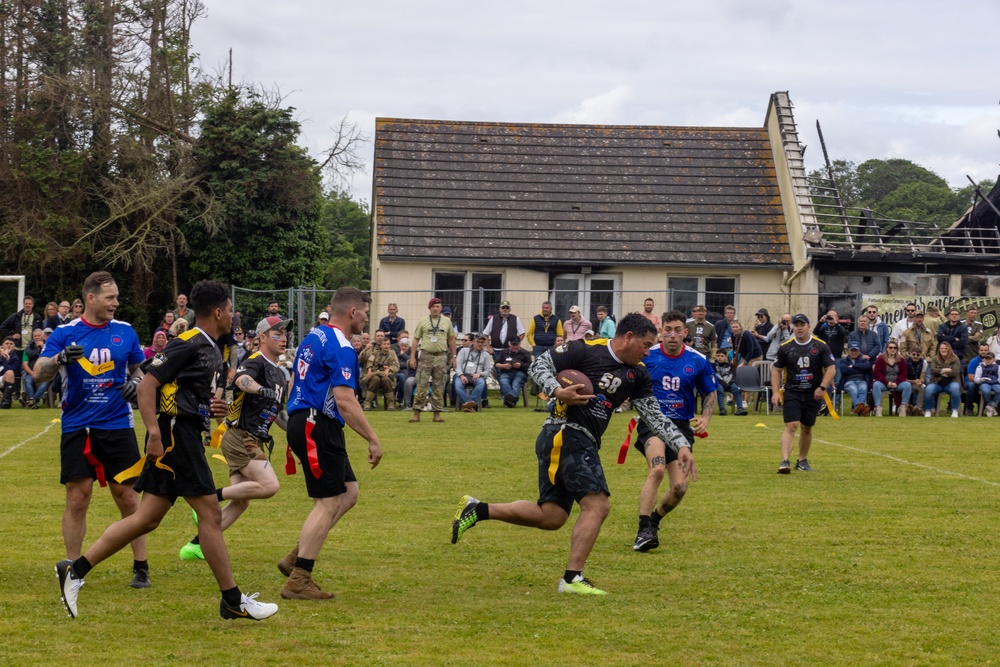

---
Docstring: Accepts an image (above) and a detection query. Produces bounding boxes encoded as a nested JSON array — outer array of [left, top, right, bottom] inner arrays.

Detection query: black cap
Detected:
[[756, 308, 769, 317], [791, 313, 810, 325]]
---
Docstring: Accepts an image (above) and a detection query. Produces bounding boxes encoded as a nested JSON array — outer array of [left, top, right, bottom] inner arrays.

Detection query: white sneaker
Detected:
[[924, 410, 931, 418], [220, 592, 279, 621], [55, 559, 83, 618], [898, 407, 906, 418], [988, 406, 997, 417], [951, 409, 959, 418], [874, 406, 882, 417]]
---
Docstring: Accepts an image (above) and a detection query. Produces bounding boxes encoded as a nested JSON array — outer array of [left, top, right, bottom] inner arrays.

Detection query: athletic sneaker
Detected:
[[951, 410, 959, 418], [777, 459, 791, 474], [129, 569, 151, 589], [633, 526, 659, 552], [451, 495, 480, 544], [794, 459, 814, 472], [558, 575, 607, 595], [179, 542, 204, 561], [219, 592, 279, 621], [55, 559, 83, 618]]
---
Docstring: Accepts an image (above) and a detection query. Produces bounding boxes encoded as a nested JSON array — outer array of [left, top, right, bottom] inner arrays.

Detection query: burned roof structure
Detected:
[[805, 125, 1000, 274], [373, 118, 792, 268]]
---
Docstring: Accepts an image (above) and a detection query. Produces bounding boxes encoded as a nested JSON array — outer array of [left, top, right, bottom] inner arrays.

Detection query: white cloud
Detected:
[[551, 85, 634, 124], [187, 0, 1000, 197]]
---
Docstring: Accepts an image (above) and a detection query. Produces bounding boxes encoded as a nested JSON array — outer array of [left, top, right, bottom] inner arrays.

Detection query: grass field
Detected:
[[2, 402, 1000, 666]]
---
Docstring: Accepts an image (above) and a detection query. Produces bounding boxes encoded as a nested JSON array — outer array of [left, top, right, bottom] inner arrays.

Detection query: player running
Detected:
[[34, 271, 150, 589], [281, 287, 383, 600], [179, 315, 291, 561], [629, 310, 714, 552], [771, 313, 836, 474], [54, 280, 278, 621], [451, 313, 694, 595]]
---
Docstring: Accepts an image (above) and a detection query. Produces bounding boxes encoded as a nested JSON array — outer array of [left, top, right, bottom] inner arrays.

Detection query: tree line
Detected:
[[0, 0, 370, 335], [809, 157, 996, 232]]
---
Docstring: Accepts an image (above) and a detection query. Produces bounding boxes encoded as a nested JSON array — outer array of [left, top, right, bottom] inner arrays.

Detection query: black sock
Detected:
[[133, 559, 148, 573], [190, 536, 200, 545], [216, 488, 225, 502], [294, 557, 315, 572], [72, 556, 93, 579], [475, 503, 490, 521], [564, 569, 581, 583], [638, 515, 650, 529], [221, 586, 242, 607]]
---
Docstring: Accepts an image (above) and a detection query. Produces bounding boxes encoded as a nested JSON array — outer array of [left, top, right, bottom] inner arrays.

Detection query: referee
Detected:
[[771, 313, 836, 474]]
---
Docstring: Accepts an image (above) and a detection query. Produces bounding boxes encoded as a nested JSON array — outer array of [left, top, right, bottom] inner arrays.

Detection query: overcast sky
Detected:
[[190, 0, 1000, 203]]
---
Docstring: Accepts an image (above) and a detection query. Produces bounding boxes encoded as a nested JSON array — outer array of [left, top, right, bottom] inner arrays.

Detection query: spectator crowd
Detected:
[[4, 291, 996, 421]]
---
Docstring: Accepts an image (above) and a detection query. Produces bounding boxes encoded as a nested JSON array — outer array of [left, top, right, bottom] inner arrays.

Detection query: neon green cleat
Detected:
[[179, 542, 204, 561], [558, 575, 607, 595], [451, 495, 480, 544]]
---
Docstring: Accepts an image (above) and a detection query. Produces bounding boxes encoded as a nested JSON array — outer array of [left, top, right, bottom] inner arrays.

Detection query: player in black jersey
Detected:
[[771, 313, 836, 474], [450, 313, 695, 596], [178, 315, 290, 562], [55, 281, 278, 621]]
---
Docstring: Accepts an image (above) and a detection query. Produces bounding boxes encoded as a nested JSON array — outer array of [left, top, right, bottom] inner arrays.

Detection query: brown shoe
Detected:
[[277, 544, 299, 577], [462, 401, 475, 413], [409, 410, 421, 423], [281, 567, 335, 600], [433, 412, 445, 423]]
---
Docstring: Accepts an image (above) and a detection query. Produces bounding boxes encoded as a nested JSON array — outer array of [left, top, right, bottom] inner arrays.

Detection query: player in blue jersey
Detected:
[[281, 286, 383, 600], [54, 280, 278, 621], [630, 310, 716, 552], [34, 271, 150, 588]]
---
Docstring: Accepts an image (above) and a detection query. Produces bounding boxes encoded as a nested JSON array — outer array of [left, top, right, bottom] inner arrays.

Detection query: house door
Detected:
[[552, 274, 621, 325]]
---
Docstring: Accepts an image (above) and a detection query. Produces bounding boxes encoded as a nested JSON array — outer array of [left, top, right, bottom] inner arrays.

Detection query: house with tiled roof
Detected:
[[370, 92, 820, 335]]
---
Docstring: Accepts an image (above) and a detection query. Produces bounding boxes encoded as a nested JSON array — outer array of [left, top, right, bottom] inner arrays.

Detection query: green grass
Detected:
[[2, 403, 1000, 666]]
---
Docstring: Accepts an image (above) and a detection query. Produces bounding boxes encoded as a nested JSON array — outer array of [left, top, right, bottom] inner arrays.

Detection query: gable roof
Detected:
[[373, 118, 792, 268]]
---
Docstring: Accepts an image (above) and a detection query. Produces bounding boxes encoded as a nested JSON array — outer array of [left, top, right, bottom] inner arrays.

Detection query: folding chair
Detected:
[[735, 365, 770, 415]]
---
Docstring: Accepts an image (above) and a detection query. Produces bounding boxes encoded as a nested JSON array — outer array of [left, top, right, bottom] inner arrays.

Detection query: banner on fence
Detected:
[[862, 294, 1000, 334]]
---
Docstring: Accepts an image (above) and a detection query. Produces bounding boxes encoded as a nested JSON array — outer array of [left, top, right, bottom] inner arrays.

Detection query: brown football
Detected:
[[555, 369, 594, 395]]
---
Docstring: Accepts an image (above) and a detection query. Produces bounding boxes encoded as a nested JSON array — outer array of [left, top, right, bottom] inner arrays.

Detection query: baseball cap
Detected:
[[474, 333, 486, 340], [568, 305, 581, 313], [255, 316, 292, 336], [318, 311, 330, 321], [428, 297, 442, 308], [442, 306, 452, 315], [756, 308, 769, 317], [791, 313, 810, 325], [500, 300, 511, 308], [848, 342, 860, 350], [508, 337, 520, 345]]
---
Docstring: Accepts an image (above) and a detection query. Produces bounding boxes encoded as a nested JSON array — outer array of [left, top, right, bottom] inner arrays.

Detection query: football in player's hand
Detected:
[[556, 369, 594, 395]]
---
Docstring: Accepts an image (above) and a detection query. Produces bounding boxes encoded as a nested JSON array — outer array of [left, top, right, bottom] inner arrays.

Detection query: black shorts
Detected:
[[536, 423, 609, 514], [133, 416, 217, 503], [287, 410, 356, 498], [782, 389, 820, 427], [60, 428, 141, 485], [633, 419, 694, 464]]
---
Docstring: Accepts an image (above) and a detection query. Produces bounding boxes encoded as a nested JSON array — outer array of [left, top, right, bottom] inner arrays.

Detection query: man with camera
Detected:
[[764, 313, 793, 361]]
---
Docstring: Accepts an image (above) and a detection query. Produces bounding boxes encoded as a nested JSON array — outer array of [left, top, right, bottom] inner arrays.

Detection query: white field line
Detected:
[[0, 420, 58, 460], [763, 425, 1000, 487]]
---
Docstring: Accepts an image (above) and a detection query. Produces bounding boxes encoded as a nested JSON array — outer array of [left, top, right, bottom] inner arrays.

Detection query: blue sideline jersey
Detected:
[[287, 324, 359, 424], [643, 343, 717, 421], [40, 318, 145, 431]]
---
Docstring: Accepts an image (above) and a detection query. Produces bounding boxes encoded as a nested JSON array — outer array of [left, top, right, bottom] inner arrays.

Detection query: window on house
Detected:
[[916, 275, 948, 296], [961, 275, 987, 297], [433, 271, 502, 334], [668, 276, 737, 318]]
